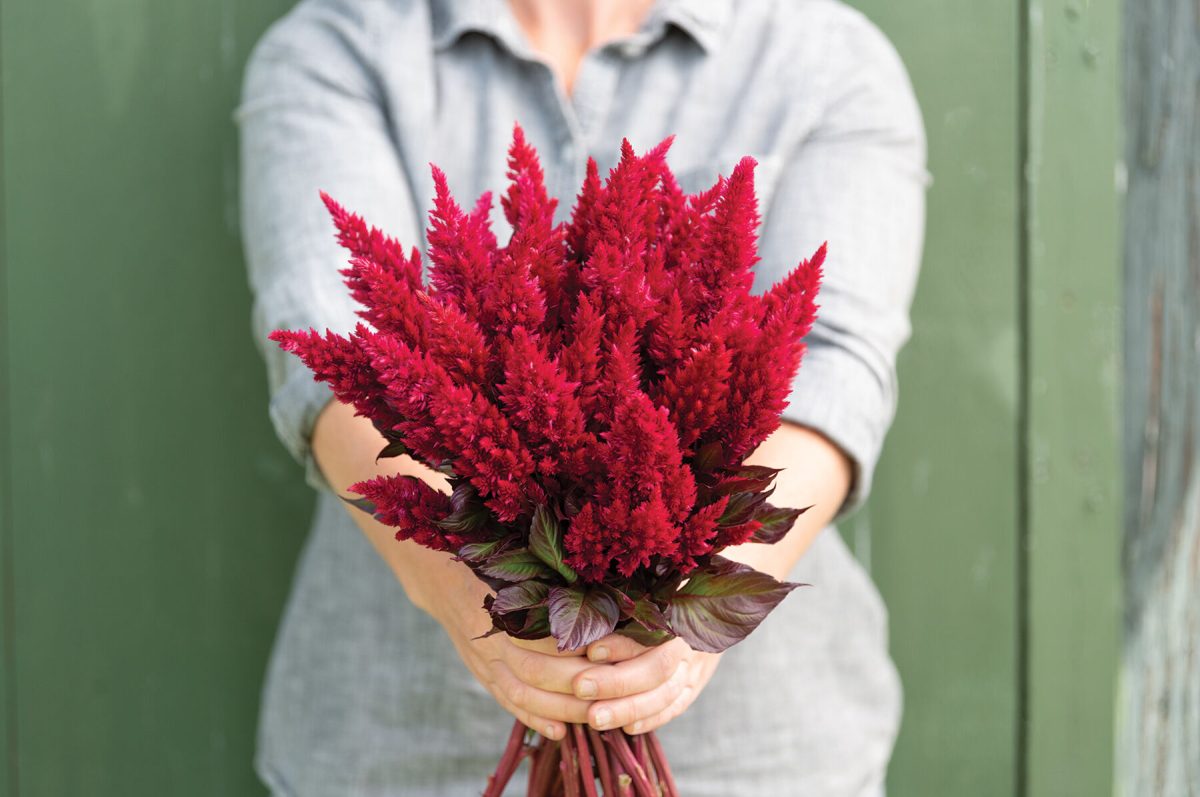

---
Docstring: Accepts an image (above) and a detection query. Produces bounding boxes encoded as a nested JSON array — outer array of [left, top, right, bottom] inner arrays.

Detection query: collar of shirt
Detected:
[[428, 0, 732, 57]]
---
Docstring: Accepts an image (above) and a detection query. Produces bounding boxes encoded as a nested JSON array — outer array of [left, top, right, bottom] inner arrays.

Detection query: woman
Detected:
[[237, 0, 927, 794]]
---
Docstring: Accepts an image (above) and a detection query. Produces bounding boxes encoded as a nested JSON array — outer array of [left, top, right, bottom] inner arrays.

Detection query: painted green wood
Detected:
[[1119, 0, 1200, 792], [1, 0, 305, 793], [1023, 0, 1123, 795], [843, 2, 1022, 795], [0, 1, 13, 793]]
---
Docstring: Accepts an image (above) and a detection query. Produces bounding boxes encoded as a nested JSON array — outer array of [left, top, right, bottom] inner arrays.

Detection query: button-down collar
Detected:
[[429, 0, 731, 55]]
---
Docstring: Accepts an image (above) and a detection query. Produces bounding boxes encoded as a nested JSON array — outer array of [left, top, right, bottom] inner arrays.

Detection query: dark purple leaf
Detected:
[[481, 550, 555, 583], [604, 586, 637, 619], [749, 503, 810, 545], [491, 581, 551, 614], [529, 504, 578, 583], [718, 489, 773, 527], [437, 483, 492, 536], [375, 438, 409, 462], [630, 597, 672, 632], [691, 440, 724, 474], [666, 556, 804, 653], [547, 586, 620, 652], [514, 606, 551, 639], [616, 623, 674, 647], [708, 465, 782, 497], [456, 536, 512, 564], [340, 494, 376, 515]]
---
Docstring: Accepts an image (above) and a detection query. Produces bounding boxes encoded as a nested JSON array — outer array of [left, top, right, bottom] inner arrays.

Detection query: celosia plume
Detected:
[[272, 124, 823, 656]]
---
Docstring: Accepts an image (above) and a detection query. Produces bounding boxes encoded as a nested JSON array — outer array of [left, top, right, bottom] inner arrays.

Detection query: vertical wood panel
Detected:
[[0, 0, 15, 792], [1120, 0, 1200, 792], [844, 2, 1022, 794], [1023, 0, 1122, 794], [2, 0, 304, 793]]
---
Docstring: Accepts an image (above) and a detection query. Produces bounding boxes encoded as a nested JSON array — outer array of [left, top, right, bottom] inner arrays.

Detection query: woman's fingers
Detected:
[[509, 635, 585, 658], [584, 633, 652, 663], [623, 682, 695, 735], [586, 659, 690, 731], [573, 638, 689, 700], [497, 637, 595, 694], [489, 660, 592, 727]]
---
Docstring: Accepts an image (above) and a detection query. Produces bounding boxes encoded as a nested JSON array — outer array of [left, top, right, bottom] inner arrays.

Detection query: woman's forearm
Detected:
[[724, 422, 853, 580], [310, 398, 488, 630]]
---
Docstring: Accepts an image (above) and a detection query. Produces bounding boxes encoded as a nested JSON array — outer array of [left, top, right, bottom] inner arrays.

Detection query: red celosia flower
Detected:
[[272, 124, 821, 650], [273, 126, 826, 795]]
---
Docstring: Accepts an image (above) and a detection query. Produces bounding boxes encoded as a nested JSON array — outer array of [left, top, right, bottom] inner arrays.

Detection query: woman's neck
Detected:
[[508, 0, 657, 95]]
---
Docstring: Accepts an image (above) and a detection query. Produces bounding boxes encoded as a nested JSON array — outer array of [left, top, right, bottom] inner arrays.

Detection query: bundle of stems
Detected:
[[484, 720, 678, 797]]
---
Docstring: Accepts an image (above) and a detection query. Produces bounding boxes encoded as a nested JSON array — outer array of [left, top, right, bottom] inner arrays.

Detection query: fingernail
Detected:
[[545, 723, 560, 739], [577, 678, 597, 698], [629, 721, 643, 734], [590, 646, 609, 662], [594, 708, 612, 728]]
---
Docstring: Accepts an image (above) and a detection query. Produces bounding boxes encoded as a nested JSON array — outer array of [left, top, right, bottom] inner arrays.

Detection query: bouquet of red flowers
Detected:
[[271, 127, 824, 796]]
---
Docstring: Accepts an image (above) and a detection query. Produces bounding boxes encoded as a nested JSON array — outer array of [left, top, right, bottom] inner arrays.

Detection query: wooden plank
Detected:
[[0, 0, 15, 793], [1, 0, 303, 793], [1119, 0, 1200, 792], [843, 2, 1022, 795], [1022, 0, 1123, 794]]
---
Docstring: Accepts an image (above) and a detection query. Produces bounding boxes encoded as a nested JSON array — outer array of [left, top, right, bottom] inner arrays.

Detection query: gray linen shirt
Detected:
[[236, 0, 927, 794]]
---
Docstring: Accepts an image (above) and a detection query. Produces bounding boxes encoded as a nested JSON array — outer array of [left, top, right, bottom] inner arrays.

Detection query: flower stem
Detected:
[[587, 726, 616, 795], [560, 725, 582, 797], [484, 719, 529, 797], [573, 724, 600, 797], [647, 732, 679, 797], [605, 733, 655, 797]]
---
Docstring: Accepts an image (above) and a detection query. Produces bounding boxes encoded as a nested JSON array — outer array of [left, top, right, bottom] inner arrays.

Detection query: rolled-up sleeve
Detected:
[[754, 10, 929, 517], [235, 2, 421, 492]]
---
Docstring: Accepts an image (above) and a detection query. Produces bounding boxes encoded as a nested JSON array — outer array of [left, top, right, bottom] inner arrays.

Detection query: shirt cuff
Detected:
[[778, 343, 894, 519], [268, 365, 339, 494]]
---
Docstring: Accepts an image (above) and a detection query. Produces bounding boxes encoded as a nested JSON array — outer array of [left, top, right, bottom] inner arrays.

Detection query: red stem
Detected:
[[633, 734, 652, 784], [484, 719, 528, 797], [530, 735, 561, 797], [609, 742, 632, 797], [573, 724, 600, 797], [605, 733, 655, 797], [560, 727, 582, 797], [588, 727, 616, 796], [647, 732, 679, 797]]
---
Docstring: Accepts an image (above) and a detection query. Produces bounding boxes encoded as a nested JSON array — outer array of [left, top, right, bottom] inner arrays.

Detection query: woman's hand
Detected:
[[572, 635, 722, 735], [426, 563, 705, 740]]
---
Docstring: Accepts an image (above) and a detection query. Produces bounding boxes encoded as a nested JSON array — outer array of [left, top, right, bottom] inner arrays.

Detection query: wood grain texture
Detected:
[[1023, 0, 1123, 795], [0, 0, 13, 792], [1120, 0, 1200, 793], [1, 0, 306, 793], [844, 2, 1021, 794]]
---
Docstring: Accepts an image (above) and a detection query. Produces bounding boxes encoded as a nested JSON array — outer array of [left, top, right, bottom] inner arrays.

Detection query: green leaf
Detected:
[[666, 556, 804, 653], [547, 586, 620, 652], [480, 550, 555, 583], [491, 581, 551, 614], [749, 503, 810, 545], [528, 504, 578, 583]]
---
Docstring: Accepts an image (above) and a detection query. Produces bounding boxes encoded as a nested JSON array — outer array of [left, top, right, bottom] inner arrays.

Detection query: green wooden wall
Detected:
[[0, 1, 1122, 795]]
